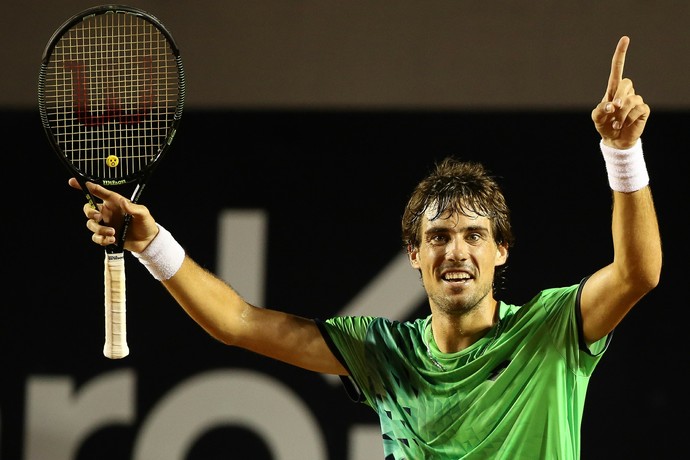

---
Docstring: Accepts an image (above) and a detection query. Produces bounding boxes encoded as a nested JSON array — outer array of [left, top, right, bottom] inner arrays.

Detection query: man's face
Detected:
[[408, 208, 508, 316]]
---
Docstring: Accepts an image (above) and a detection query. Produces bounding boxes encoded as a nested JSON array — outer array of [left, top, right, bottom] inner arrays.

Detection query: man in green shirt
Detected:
[[70, 35, 661, 459]]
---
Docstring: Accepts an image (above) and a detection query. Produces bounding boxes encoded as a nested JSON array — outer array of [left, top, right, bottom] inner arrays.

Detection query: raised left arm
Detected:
[[581, 36, 662, 343]]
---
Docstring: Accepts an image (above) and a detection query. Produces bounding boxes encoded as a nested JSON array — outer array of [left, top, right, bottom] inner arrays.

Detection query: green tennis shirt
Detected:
[[317, 281, 610, 460]]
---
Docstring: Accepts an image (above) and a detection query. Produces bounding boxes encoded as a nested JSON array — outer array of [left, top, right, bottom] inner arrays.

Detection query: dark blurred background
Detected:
[[1, 1, 688, 459]]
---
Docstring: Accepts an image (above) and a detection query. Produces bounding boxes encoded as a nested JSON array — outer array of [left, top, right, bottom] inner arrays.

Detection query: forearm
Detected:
[[132, 224, 250, 345], [611, 187, 662, 292], [162, 256, 252, 345], [601, 139, 662, 292]]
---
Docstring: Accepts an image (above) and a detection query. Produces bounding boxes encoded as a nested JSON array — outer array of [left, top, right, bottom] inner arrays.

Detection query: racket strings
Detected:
[[42, 10, 181, 182]]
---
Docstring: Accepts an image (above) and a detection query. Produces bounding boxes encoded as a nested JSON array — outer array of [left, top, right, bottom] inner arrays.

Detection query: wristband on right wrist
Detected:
[[599, 138, 649, 193], [131, 224, 185, 281]]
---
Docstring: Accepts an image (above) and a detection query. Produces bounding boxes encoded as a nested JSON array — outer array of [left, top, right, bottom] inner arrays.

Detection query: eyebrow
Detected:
[[424, 223, 489, 234]]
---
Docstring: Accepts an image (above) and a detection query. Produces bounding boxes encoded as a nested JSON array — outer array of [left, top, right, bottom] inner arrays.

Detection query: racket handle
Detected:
[[103, 252, 129, 359]]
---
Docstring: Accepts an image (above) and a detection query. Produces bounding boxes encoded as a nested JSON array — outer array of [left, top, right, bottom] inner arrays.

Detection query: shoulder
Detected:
[[320, 315, 426, 340], [501, 283, 584, 321]]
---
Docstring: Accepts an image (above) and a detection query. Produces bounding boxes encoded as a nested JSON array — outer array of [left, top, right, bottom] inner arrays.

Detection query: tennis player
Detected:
[[71, 35, 661, 459]]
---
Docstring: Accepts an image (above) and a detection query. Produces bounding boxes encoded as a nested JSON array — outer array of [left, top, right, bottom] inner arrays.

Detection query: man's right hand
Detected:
[[68, 178, 160, 253]]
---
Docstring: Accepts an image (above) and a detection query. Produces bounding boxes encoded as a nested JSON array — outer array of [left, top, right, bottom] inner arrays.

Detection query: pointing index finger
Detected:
[[604, 36, 630, 102]]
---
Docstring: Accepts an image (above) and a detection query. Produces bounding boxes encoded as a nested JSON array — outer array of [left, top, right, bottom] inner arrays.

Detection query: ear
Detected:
[[408, 244, 421, 269], [495, 243, 509, 267]]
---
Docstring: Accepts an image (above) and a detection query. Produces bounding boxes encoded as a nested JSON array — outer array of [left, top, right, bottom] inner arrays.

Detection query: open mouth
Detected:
[[442, 271, 472, 282]]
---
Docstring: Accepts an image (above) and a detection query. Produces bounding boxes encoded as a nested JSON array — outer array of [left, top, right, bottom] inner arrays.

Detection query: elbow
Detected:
[[646, 252, 663, 291], [637, 272, 660, 296], [201, 323, 239, 347], [632, 259, 662, 297], [616, 257, 661, 300], [213, 328, 240, 347]]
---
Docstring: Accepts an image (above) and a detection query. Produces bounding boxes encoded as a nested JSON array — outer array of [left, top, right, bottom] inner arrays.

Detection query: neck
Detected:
[[429, 301, 500, 353]]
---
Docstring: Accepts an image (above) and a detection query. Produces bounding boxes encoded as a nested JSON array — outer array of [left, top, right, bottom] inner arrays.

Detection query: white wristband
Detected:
[[131, 224, 185, 281], [599, 138, 649, 193]]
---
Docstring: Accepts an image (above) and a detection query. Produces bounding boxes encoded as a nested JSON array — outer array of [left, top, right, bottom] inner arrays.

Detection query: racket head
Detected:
[[38, 4, 185, 188]]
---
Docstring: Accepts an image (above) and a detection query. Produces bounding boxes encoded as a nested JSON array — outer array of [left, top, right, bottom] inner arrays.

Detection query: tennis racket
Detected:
[[38, 4, 185, 359]]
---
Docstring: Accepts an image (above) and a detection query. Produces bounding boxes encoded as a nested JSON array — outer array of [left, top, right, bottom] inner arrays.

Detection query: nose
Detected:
[[446, 238, 467, 261]]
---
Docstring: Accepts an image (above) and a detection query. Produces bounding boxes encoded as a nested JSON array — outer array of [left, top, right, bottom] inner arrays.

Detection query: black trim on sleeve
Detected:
[[575, 276, 613, 355], [314, 319, 366, 403]]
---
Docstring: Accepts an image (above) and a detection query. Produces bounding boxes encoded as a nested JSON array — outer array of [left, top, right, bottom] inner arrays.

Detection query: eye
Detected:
[[468, 233, 481, 242], [466, 231, 488, 245], [428, 234, 449, 246]]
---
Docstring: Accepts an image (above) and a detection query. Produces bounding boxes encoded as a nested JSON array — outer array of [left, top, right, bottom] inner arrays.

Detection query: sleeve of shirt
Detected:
[[540, 279, 611, 377], [315, 316, 377, 405]]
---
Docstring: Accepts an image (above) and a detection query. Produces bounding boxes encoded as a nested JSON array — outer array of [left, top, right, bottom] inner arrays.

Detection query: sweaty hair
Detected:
[[401, 157, 515, 288]]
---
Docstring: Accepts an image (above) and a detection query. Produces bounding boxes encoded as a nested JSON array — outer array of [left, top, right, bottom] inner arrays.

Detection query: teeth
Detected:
[[445, 272, 469, 280]]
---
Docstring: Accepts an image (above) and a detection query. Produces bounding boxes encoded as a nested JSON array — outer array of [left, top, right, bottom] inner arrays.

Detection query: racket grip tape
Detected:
[[103, 252, 129, 359]]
